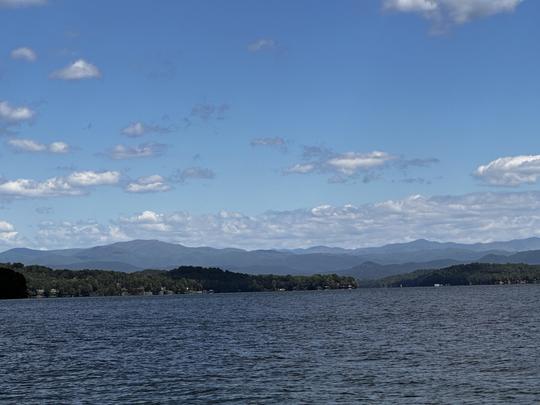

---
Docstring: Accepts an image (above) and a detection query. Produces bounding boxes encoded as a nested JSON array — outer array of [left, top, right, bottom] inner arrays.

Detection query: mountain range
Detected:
[[3, 237, 540, 279]]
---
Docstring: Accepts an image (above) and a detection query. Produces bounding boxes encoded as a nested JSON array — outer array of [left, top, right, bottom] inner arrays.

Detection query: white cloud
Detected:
[[285, 150, 401, 182], [50, 59, 101, 80], [121, 122, 170, 137], [10, 47, 37, 62], [0, 178, 81, 198], [383, 0, 523, 28], [0, 0, 46, 7], [0, 170, 120, 198], [0, 101, 35, 123], [385, 0, 438, 12], [53, 191, 540, 249], [248, 38, 276, 52], [114, 191, 540, 248], [107, 143, 167, 159], [48, 141, 70, 154], [0, 220, 18, 244], [250, 137, 286, 146], [7, 138, 71, 154], [16, 191, 540, 249], [285, 148, 437, 182], [66, 171, 120, 187], [121, 122, 145, 137], [122, 210, 172, 232], [7, 138, 45, 152], [0, 221, 15, 233], [35, 221, 128, 249], [474, 155, 540, 186], [285, 163, 316, 174], [125, 175, 171, 193], [327, 151, 394, 175]]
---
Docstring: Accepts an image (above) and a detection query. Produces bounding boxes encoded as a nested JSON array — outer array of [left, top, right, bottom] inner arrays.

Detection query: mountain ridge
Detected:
[[2, 237, 540, 277]]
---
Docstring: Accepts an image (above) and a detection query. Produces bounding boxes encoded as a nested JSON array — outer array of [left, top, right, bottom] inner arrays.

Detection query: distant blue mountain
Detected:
[[1, 237, 539, 276], [0, 240, 361, 275]]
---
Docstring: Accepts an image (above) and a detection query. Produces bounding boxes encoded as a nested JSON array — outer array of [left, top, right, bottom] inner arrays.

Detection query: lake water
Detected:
[[1, 286, 539, 404]]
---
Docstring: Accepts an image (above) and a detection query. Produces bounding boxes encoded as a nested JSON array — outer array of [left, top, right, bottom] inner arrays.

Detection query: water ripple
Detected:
[[1, 286, 539, 404]]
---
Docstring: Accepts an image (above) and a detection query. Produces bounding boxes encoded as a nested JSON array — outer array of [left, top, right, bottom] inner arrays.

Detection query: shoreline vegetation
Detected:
[[0, 263, 357, 299], [361, 263, 540, 288], [2, 262, 540, 300], [0, 267, 28, 300]]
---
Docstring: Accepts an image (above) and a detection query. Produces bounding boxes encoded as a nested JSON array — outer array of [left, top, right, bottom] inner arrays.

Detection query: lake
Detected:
[[1, 286, 539, 404]]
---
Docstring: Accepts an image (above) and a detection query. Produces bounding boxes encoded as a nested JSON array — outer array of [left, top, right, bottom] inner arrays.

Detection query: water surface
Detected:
[[1, 286, 539, 404]]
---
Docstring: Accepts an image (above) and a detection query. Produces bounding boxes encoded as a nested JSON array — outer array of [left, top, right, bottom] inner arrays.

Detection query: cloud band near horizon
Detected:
[[4, 190, 540, 250]]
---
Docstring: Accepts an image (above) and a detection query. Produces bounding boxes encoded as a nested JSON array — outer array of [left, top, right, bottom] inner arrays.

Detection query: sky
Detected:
[[1, 0, 539, 250]]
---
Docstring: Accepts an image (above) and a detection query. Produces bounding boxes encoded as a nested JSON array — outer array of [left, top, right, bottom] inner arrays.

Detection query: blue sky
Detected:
[[1, 0, 540, 250]]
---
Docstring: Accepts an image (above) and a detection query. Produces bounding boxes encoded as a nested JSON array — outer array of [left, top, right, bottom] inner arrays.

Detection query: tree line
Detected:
[[0, 263, 357, 298], [0, 267, 27, 299], [362, 263, 540, 288]]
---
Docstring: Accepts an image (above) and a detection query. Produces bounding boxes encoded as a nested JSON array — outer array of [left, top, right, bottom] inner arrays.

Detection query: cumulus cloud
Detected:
[[383, 0, 523, 30], [106, 142, 167, 160], [66, 170, 120, 187], [250, 137, 287, 152], [474, 155, 540, 187], [171, 167, 216, 183], [327, 151, 394, 174], [285, 150, 396, 182], [0, 170, 120, 199], [35, 220, 128, 249], [247, 38, 276, 52], [110, 191, 540, 248], [49, 142, 70, 154], [0, 101, 35, 123], [7, 138, 70, 154], [10, 47, 37, 62], [0, 101, 35, 135], [0, 0, 46, 7], [125, 175, 171, 193], [121, 122, 171, 137], [27, 191, 540, 250], [285, 147, 438, 183], [50, 59, 101, 80], [0, 220, 18, 244], [0, 178, 81, 198]]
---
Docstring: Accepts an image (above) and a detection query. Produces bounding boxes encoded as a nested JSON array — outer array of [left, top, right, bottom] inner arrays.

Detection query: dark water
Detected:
[[1, 286, 539, 404]]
